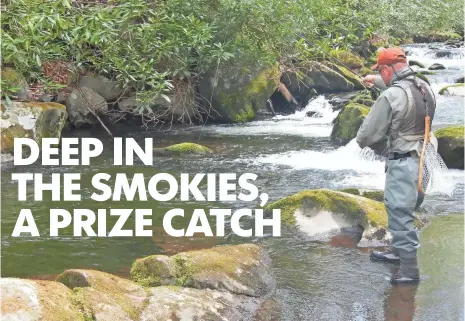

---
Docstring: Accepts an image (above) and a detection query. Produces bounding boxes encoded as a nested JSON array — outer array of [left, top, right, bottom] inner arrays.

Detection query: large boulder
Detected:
[[438, 84, 465, 96], [140, 287, 261, 321], [56, 269, 148, 321], [434, 125, 464, 169], [281, 61, 358, 105], [66, 87, 108, 128], [79, 74, 125, 102], [330, 102, 370, 145], [198, 63, 279, 123], [325, 62, 365, 90], [153, 142, 213, 156], [130, 244, 274, 297], [0, 101, 67, 152], [1, 278, 86, 321], [1, 67, 30, 100], [264, 189, 390, 245]]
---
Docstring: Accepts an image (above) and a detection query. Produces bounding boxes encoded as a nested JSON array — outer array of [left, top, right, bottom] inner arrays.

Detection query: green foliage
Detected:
[[2, 0, 463, 122]]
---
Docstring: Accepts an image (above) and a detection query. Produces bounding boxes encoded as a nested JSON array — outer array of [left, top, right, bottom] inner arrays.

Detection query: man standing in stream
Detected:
[[356, 47, 436, 284]]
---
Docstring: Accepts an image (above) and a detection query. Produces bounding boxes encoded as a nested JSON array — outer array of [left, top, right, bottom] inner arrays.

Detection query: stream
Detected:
[[1, 43, 464, 321]]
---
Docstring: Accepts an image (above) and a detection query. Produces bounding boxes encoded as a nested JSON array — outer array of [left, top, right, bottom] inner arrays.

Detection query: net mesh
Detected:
[[421, 142, 449, 195]]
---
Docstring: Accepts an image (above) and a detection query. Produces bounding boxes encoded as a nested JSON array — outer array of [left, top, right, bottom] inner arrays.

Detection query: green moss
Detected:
[[165, 142, 212, 154], [362, 190, 384, 202], [130, 256, 167, 287], [326, 63, 364, 89], [22, 102, 66, 110], [351, 92, 374, 107], [231, 103, 255, 122], [130, 244, 262, 289], [57, 270, 141, 320], [264, 189, 387, 228], [340, 188, 361, 196], [434, 125, 464, 139], [331, 103, 370, 144], [409, 60, 425, 68], [70, 288, 94, 321], [1, 125, 32, 151], [419, 71, 436, 76], [329, 50, 364, 69], [1, 67, 28, 96], [416, 73, 431, 86], [438, 83, 464, 95]]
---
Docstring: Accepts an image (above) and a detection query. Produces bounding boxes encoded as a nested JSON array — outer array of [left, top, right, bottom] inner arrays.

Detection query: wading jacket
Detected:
[[356, 69, 437, 158]]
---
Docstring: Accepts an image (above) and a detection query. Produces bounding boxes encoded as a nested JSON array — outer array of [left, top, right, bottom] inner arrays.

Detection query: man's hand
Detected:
[[361, 75, 377, 88]]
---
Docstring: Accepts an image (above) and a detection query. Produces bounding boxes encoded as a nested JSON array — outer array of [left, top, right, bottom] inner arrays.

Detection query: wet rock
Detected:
[[1, 278, 86, 321], [56, 269, 147, 321], [198, 63, 279, 123], [0, 101, 67, 152], [428, 63, 446, 70], [130, 244, 274, 297], [413, 32, 462, 43], [408, 60, 425, 68], [140, 287, 261, 321], [265, 189, 390, 245], [434, 125, 464, 169], [435, 50, 453, 58], [66, 87, 108, 128], [328, 92, 359, 111], [455, 77, 464, 83], [281, 61, 360, 105], [324, 62, 365, 90], [1, 67, 30, 100], [350, 91, 374, 107], [340, 188, 384, 202], [153, 142, 213, 156], [306, 111, 322, 118], [79, 74, 124, 102], [438, 84, 465, 96], [330, 102, 370, 145]]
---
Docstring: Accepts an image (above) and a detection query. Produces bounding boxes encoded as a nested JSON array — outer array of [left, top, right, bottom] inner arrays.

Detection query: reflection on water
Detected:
[[384, 283, 419, 321]]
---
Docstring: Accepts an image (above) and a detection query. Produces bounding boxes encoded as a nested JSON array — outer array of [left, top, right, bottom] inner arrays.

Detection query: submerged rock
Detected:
[[438, 83, 465, 96], [66, 87, 108, 128], [153, 142, 213, 156], [0, 101, 67, 152], [428, 63, 446, 70], [455, 76, 464, 83], [265, 189, 390, 245], [130, 244, 274, 297], [1, 278, 86, 321], [198, 63, 279, 123], [434, 125, 464, 169], [330, 102, 370, 145]]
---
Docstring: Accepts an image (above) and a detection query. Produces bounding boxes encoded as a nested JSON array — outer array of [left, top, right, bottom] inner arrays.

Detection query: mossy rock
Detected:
[[264, 189, 389, 244], [340, 188, 384, 202], [199, 63, 279, 123], [438, 83, 465, 96], [153, 142, 213, 156], [350, 92, 374, 107], [0, 101, 67, 152], [131, 244, 274, 297], [1, 278, 87, 321], [413, 32, 463, 43], [329, 50, 365, 69], [325, 62, 365, 90], [1, 67, 29, 100], [330, 102, 370, 145], [434, 126, 464, 169], [408, 60, 425, 68], [281, 61, 357, 104], [416, 73, 431, 86], [57, 269, 147, 320], [419, 71, 436, 76]]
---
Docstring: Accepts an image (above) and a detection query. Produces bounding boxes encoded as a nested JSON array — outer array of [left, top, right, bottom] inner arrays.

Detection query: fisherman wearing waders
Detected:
[[356, 47, 436, 284]]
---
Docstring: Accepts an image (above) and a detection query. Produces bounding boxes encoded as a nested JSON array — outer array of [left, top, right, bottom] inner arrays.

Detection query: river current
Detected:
[[1, 43, 464, 321]]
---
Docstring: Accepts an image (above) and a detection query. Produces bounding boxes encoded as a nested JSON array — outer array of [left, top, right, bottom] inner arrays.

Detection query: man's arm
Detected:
[[356, 94, 392, 155]]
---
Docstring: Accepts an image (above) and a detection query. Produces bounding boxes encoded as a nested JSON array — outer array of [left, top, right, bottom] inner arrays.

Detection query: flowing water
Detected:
[[1, 43, 464, 320]]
